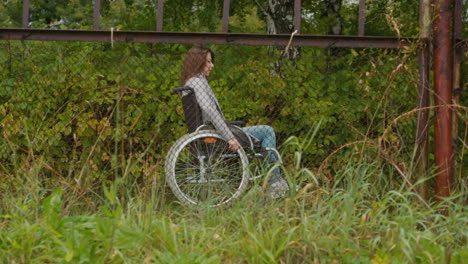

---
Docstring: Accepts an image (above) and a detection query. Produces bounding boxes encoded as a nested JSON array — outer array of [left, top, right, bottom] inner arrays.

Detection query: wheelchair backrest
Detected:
[[171, 86, 259, 150], [171, 86, 203, 133]]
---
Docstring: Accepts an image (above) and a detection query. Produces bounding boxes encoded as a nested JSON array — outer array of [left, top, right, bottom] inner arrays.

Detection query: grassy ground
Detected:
[[0, 156, 466, 264]]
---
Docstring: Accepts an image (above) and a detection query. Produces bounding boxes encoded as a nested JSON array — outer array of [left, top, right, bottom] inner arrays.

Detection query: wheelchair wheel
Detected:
[[165, 130, 249, 207]]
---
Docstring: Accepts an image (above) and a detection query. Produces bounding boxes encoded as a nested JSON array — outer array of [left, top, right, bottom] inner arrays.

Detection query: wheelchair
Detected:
[[165, 86, 283, 207]]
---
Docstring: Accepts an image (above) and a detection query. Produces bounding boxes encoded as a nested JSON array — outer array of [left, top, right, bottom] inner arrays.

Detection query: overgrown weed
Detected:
[[1, 124, 466, 263]]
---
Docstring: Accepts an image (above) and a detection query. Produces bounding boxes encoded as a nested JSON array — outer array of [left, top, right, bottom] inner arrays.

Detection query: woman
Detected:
[[180, 46, 289, 198]]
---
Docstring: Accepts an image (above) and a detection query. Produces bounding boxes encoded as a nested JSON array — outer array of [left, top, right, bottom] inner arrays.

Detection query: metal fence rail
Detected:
[[0, 28, 412, 48]]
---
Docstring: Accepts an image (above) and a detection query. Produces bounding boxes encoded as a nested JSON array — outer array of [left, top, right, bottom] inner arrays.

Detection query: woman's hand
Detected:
[[228, 137, 241, 152]]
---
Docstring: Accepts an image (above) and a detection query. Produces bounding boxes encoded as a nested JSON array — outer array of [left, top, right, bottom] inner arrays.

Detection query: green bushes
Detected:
[[1, 40, 464, 194]]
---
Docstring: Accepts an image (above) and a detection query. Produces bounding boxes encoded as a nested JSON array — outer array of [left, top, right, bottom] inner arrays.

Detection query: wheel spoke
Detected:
[[166, 132, 249, 206]]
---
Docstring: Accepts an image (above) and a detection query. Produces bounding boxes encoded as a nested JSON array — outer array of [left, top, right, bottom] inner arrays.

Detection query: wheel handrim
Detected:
[[167, 132, 249, 206]]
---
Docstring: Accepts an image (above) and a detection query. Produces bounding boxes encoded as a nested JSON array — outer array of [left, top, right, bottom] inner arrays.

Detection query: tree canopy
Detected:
[[0, 0, 430, 37]]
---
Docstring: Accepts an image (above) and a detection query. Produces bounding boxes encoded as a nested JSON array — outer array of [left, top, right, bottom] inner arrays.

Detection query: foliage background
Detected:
[[0, 0, 466, 263], [1, 0, 466, 190]]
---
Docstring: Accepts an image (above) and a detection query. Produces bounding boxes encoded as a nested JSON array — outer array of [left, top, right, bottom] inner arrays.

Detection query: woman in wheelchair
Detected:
[[178, 46, 289, 199]]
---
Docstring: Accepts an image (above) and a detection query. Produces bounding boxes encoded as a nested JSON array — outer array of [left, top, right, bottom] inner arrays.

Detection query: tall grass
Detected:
[[0, 124, 466, 264]]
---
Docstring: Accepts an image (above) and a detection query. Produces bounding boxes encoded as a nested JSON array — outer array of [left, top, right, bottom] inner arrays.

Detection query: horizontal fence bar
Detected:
[[0, 28, 418, 49]]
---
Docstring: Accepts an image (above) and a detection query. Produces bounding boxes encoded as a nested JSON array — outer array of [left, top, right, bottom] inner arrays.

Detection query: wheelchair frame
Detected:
[[165, 86, 282, 207]]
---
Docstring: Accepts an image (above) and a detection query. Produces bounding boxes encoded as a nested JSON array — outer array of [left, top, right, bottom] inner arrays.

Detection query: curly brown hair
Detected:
[[180, 46, 215, 86]]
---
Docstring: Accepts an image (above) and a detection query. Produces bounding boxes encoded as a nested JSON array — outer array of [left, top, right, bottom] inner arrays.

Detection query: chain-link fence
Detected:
[[1, 40, 466, 206]]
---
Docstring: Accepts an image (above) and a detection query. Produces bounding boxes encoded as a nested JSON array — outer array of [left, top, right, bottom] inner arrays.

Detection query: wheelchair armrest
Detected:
[[171, 86, 194, 95], [226, 120, 245, 126]]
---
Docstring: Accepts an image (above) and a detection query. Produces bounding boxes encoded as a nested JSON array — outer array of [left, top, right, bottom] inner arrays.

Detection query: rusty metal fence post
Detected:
[[222, 0, 230, 33], [433, 0, 454, 201], [358, 0, 366, 36], [452, 0, 463, 181], [22, 0, 30, 28], [157, 0, 164, 32], [94, 0, 101, 30], [294, 0, 301, 34]]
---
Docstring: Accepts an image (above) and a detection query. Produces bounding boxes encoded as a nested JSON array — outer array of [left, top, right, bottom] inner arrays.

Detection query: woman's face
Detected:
[[202, 53, 214, 77]]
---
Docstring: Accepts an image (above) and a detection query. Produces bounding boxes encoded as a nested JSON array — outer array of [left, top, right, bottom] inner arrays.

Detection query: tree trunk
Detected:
[[323, 0, 343, 35], [323, 0, 343, 72], [259, 0, 300, 60]]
